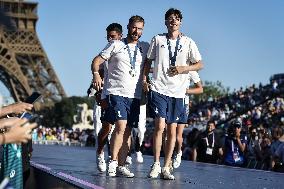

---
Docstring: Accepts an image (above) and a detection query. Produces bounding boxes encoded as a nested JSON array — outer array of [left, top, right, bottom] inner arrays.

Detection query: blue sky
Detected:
[[2, 0, 284, 97]]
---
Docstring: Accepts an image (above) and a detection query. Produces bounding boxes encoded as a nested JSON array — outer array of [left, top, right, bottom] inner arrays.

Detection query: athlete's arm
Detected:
[[142, 58, 153, 92], [169, 60, 204, 75], [186, 81, 203, 95], [91, 55, 106, 91]]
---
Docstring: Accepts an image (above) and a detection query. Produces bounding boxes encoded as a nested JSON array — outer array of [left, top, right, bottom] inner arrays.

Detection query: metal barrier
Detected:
[[32, 140, 87, 147]]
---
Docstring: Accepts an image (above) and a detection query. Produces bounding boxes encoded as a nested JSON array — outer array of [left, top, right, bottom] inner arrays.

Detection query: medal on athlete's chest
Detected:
[[129, 69, 136, 77], [124, 39, 139, 77]]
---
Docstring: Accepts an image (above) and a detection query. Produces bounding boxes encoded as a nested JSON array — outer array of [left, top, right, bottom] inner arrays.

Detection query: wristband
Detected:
[[93, 71, 99, 75]]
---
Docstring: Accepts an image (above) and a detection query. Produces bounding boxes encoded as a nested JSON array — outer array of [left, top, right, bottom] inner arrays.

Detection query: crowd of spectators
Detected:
[[179, 81, 284, 172], [31, 127, 96, 147]]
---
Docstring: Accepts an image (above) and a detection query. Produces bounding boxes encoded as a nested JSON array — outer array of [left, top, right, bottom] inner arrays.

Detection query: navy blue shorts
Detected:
[[100, 96, 115, 125], [149, 90, 186, 124], [179, 103, 189, 124], [109, 94, 140, 128]]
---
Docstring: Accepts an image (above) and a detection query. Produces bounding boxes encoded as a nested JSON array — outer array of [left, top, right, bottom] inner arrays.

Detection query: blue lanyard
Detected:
[[231, 140, 239, 153], [167, 35, 180, 66], [124, 38, 139, 70]]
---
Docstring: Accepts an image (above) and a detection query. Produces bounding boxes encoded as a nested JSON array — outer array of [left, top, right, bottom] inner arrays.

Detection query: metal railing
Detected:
[[32, 140, 93, 147]]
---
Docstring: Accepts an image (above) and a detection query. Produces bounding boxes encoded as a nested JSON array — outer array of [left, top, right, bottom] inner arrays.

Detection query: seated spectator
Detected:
[[184, 128, 200, 160], [271, 126, 283, 155], [46, 130, 57, 141], [246, 127, 262, 162], [63, 131, 70, 143], [37, 130, 45, 142], [259, 135, 272, 170], [86, 131, 96, 147], [223, 121, 247, 167], [272, 127, 284, 172], [192, 120, 223, 164]]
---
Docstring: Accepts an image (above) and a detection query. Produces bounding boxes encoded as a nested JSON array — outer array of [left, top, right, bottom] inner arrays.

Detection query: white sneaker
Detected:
[[161, 167, 175, 180], [107, 160, 118, 177], [169, 160, 174, 172], [148, 162, 161, 178], [125, 155, 132, 165], [136, 151, 143, 163], [96, 153, 106, 172], [116, 166, 135, 178], [173, 151, 182, 169]]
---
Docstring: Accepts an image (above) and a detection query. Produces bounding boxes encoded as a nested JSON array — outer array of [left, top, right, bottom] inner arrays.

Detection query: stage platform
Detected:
[[31, 144, 283, 189]]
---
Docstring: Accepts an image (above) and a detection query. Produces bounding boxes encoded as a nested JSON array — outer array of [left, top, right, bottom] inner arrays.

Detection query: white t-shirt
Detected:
[[100, 39, 149, 99], [147, 33, 202, 98]]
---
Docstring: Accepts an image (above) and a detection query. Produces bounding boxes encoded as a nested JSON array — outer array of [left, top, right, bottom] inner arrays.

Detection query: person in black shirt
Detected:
[[193, 120, 223, 164]]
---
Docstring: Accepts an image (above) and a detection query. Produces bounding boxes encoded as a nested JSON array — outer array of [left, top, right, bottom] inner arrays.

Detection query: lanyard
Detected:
[[231, 140, 239, 153], [124, 38, 139, 70], [205, 133, 215, 148], [167, 35, 180, 66]]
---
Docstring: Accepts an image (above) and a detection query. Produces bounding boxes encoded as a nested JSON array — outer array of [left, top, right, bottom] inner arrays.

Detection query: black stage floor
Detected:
[[31, 144, 283, 189]]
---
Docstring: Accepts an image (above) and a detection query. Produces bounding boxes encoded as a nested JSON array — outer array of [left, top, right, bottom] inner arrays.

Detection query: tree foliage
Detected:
[[40, 96, 95, 129], [191, 80, 230, 103]]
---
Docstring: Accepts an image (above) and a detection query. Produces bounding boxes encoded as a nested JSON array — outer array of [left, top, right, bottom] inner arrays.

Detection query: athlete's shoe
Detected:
[[116, 166, 135, 178], [173, 151, 182, 168], [136, 151, 144, 163], [125, 155, 132, 165], [96, 152, 106, 172], [148, 162, 161, 178], [107, 160, 118, 177], [160, 167, 175, 180], [169, 159, 174, 172]]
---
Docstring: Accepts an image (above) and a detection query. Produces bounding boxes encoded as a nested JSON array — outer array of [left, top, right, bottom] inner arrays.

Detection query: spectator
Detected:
[[272, 127, 284, 172], [223, 121, 247, 167], [192, 120, 223, 164], [246, 127, 262, 167]]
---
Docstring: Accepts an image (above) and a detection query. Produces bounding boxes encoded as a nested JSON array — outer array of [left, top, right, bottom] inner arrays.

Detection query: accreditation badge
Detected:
[[206, 147, 213, 155]]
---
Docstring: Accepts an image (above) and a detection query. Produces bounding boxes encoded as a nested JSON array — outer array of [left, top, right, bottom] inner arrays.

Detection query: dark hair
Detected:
[[165, 8, 183, 20], [106, 23, 123, 34], [207, 120, 215, 126], [128, 15, 145, 25], [272, 126, 283, 139]]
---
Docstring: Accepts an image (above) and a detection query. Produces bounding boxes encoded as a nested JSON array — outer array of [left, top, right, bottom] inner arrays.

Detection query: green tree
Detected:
[[40, 96, 95, 129], [191, 80, 230, 103]]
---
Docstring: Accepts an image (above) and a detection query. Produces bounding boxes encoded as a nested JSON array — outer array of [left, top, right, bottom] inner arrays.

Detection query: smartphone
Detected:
[[20, 112, 38, 127], [25, 92, 41, 104], [20, 112, 33, 120]]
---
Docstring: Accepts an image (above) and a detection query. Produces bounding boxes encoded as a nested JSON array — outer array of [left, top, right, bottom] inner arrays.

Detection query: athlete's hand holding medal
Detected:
[[168, 65, 188, 76]]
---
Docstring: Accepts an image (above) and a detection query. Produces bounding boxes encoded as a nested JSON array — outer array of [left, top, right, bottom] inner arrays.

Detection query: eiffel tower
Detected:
[[0, 0, 66, 106]]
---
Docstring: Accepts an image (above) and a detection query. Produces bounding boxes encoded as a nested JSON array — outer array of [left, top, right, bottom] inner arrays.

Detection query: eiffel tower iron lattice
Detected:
[[0, 0, 66, 106]]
